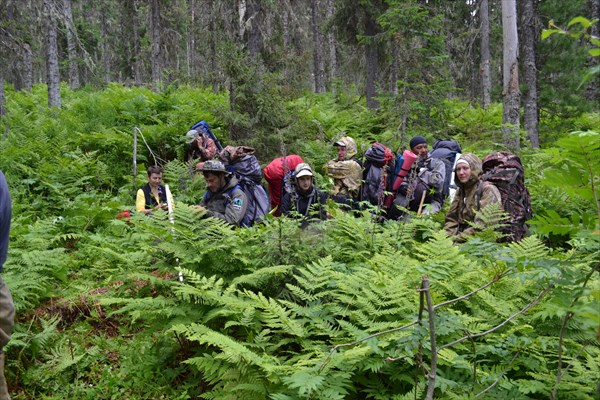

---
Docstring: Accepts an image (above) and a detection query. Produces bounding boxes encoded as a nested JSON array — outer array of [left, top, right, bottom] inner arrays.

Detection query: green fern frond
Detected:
[[230, 265, 294, 289], [242, 290, 307, 338], [172, 323, 269, 367]]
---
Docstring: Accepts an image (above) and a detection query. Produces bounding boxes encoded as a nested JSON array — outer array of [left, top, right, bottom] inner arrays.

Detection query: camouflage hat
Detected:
[[185, 130, 199, 144], [200, 159, 229, 174], [294, 163, 314, 178]]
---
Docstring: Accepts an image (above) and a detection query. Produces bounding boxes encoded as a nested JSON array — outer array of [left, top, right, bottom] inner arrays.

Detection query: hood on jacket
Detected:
[[334, 136, 358, 159], [455, 153, 482, 188]]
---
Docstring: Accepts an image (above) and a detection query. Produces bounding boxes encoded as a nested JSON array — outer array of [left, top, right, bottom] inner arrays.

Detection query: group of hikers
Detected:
[[136, 121, 532, 243]]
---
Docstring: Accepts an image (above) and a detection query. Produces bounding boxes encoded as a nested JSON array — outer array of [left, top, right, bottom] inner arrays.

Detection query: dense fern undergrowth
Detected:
[[0, 84, 598, 399]]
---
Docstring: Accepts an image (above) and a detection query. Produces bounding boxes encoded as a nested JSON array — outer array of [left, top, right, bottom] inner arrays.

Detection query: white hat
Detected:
[[294, 163, 314, 178]]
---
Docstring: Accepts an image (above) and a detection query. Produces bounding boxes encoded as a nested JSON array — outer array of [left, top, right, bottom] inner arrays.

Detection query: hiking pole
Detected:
[[165, 185, 184, 282], [417, 190, 427, 215]]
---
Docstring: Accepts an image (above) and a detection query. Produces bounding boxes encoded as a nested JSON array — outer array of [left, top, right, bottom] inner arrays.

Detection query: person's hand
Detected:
[[193, 205, 207, 213]]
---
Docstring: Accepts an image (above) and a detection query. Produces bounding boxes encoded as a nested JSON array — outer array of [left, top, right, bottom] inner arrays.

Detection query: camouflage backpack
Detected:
[[476, 151, 533, 242]]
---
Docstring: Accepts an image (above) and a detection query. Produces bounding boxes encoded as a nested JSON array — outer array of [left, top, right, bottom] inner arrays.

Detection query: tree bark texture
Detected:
[[390, 35, 399, 96], [21, 43, 33, 92], [364, 14, 380, 109], [100, 1, 111, 84], [311, 0, 326, 93], [63, 0, 80, 89], [187, 0, 196, 78], [245, 0, 263, 61], [326, 0, 337, 91], [501, 0, 520, 154], [520, 0, 540, 148], [0, 75, 5, 117], [586, 0, 599, 103], [44, 0, 61, 109], [480, 0, 491, 109], [151, 0, 162, 92]]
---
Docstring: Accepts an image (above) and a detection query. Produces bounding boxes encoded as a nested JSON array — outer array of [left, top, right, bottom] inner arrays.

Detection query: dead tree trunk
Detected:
[[501, 0, 520, 154]]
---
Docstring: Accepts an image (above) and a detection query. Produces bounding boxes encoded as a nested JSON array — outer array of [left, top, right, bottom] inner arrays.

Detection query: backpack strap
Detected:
[[475, 180, 485, 211]]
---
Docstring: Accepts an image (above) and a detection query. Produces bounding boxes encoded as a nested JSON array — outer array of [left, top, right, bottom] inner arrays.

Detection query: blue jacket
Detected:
[[0, 172, 12, 273]]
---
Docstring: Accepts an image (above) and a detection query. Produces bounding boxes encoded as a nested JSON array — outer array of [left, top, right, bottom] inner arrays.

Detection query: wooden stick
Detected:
[[417, 189, 427, 215], [133, 127, 138, 198]]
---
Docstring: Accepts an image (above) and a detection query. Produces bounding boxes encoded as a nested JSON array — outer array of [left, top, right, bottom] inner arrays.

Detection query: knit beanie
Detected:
[[409, 135, 427, 150]]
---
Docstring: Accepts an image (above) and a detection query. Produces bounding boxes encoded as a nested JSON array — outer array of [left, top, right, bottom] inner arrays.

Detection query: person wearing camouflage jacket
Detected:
[[323, 136, 362, 207], [444, 153, 502, 241]]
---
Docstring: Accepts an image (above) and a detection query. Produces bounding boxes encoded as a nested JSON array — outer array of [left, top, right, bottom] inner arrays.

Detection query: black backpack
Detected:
[[429, 139, 462, 203], [476, 151, 533, 242], [361, 143, 396, 207]]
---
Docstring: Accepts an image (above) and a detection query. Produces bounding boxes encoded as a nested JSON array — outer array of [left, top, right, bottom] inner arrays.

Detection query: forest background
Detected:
[[0, 0, 599, 399]]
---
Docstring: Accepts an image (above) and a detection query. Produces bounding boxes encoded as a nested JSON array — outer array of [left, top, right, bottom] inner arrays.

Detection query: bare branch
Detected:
[[319, 320, 419, 371], [438, 284, 554, 353], [424, 276, 437, 400], [475, 351, 521, 398], [433, 271, 509, 310]]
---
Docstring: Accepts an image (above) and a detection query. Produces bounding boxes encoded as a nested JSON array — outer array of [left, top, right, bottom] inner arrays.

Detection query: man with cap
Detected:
[[389, 135, 446, 219], [445, 153, 501, 242], [196, 160, 247, 227], [186, 127, 218, 165], [323, 136, 363, 208], [280, 163, 328, 224]]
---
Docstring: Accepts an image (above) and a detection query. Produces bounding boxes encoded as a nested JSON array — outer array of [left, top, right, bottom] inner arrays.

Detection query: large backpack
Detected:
[[190, 120, 224, 152], [476, 151, 532, 242], [429, 139, 462, 203], [263, 155, 304, 215], [361, 143, 395, 207], [226, 153, 270, 227]]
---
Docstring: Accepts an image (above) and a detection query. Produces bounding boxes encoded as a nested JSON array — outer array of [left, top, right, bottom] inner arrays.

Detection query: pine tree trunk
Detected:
[[44, 0, 61, 108], [311, 0, 325, 93], [151, 0, 162, 92], [501, 0, 520, 154], [210, 0, 219, 93], [63, 0, 80, 89], [0, 74, 5, 117], [390, 34, 399, 96], [364, 14, 380, 109], [246, 0, 263, 61], [480, 0, 491, 109], [520, 0, 540, 148], [21, 43, 33, 92], [586, 0, 599, 103], [187, 0, 196, 79], [100, 1, 111, 84], [326, 0, 337, 91], [129, 0, 142, 85]]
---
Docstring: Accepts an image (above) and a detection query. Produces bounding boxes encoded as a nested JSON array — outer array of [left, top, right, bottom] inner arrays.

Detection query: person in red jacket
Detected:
[[263, 155, 304, 216]]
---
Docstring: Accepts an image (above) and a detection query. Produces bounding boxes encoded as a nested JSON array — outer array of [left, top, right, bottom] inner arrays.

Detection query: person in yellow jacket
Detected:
[[444, 153, 502, 242], [135, 166, 174, 215], [323, 136, 362, 208]]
